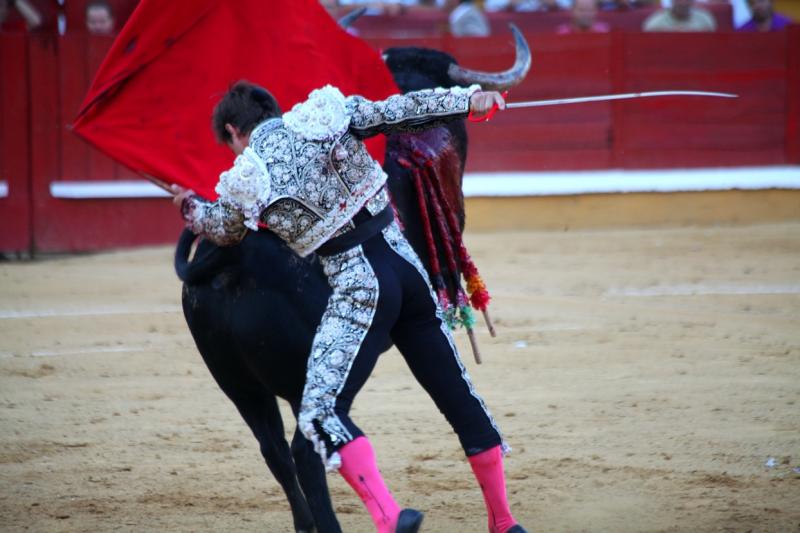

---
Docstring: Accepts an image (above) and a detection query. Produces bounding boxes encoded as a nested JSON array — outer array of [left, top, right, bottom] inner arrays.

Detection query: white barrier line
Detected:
[[463, 166, 800, 197], [0, 346, 148, 358], [0, 305, 181, 319], [50, 180, 170, 199], [48, 166, 800, 200], [30, 346, 147, 357], [604, 283, 800, 297]]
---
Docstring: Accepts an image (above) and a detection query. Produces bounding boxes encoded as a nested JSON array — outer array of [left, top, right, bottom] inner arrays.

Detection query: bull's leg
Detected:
[[236, 394, 316, 533], [290, 407, 342, 533], [189, 323, 317, 532]]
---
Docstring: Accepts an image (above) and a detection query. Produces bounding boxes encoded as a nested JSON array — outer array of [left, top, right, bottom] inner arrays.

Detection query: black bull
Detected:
[[174, 35, 530, 533]]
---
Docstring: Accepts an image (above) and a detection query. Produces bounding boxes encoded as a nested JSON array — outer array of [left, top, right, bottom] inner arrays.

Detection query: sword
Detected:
[[468, 90, 739, 122]]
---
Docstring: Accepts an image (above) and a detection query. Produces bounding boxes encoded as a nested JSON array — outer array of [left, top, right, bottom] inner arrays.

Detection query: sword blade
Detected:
[[506, 90, 738, 109]]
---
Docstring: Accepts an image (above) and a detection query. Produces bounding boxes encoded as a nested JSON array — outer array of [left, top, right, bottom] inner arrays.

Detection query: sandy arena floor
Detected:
[[1, 223, 799, 532]]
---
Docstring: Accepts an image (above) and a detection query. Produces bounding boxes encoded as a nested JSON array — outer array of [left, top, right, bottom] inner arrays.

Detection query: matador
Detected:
[[173, 81, 526, 533]]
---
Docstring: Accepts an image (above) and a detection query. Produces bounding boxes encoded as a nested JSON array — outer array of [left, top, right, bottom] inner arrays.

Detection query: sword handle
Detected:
[[468, 91, 508, 123]]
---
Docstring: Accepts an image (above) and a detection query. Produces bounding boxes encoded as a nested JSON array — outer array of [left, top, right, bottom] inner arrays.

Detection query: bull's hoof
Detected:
[[395, 508, 424, 533], [505, 526, 528, 533]]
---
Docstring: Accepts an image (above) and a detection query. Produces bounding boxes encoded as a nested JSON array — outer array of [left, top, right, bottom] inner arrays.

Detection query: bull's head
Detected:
[[446, 25, 531, 92], [338, 12, 531, 94]]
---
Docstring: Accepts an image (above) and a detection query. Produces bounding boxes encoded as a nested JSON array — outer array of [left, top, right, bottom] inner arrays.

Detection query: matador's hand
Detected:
[[469, 90, 506, 120], [170, 184, 195, 208]]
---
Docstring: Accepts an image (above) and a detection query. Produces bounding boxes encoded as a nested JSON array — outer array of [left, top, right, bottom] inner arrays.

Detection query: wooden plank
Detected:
[[609, 30, 626, 169], [466, 149, 611, 172], [28, 33, 63, 253], [624, 32, 786, 72], [786, 25, 800, 164], [621, 147, 787, 169], [29, 30, 185, 251], [469, 121, 610, 150], [622, 122, 785, 150], [0, 33, 32, 252], [59, 32, 90, 181], [616, 32, 787, 169], [84, 35, 117, 180]]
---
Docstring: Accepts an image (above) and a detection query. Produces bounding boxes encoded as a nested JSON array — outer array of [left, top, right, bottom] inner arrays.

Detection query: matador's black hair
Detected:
[[212, 81, 281, 145]]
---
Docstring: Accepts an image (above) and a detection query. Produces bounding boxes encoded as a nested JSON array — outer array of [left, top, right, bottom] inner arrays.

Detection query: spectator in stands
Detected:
[[86, 0, 114, 35], [598, 0, 657, 9], [0, 0, 42, 31], [335, 0, 445, 15], [450, 0, 490, 35], [738, 0, 791, 31], [485, 0, 570, 12], [643, 0, 717, 30], [556, 0, 611, 32]]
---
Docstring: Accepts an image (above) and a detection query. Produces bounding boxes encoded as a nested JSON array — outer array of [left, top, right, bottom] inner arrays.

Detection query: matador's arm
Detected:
[[181, 196, 248, 247], [345, 85, 481, 139], [180, 147, 270, 247]]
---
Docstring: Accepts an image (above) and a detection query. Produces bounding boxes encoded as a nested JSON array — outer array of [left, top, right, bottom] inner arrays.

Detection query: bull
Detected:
[[174, 26, 531, 533]]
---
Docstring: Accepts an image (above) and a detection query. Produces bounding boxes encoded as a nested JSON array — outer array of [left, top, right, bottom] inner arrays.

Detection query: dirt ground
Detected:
[[1, 222, 799, 532]]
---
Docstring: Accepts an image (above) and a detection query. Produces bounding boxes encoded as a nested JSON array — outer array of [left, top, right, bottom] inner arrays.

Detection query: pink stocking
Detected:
[[338, 436, 401, 533], [468, 446, 517, 533]]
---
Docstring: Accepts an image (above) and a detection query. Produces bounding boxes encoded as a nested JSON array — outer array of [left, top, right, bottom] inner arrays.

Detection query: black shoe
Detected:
[[505, 526, 528, 533], [395, 508, 424, 533]]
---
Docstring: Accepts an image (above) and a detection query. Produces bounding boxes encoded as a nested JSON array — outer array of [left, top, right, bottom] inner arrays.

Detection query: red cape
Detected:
[[72, 0, 399, 200]]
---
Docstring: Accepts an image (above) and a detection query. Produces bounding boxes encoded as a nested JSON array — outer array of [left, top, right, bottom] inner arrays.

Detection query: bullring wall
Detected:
[[0, 27, 798, 252]]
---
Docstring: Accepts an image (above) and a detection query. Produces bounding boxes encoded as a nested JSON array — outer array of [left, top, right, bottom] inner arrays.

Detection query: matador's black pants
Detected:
[[297, 215, 505, 470]]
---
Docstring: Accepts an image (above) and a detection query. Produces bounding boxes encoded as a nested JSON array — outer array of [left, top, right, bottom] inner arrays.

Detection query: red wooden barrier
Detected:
[[391, 30, 791, 172], [450, 33, 615, 170], [613, 31, 788, 168], [27, 33, 183, 253], [0, 33, 31, 252], [1, 27, 797, 253], [786, 25, 800, 164]]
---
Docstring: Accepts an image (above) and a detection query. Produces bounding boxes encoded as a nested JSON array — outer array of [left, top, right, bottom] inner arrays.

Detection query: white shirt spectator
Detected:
[[659, 0, 749, 27], [485, 0, 572, 12], [337, 0, 448, 6], [450, 2, 491, 35]]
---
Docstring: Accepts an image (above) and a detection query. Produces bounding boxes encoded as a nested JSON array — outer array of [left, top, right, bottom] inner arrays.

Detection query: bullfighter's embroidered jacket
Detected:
[[182, 84, 480, 256]]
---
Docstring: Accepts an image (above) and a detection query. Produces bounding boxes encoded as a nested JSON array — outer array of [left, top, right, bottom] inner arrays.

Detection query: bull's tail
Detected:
[[174, 228, 240, 285]]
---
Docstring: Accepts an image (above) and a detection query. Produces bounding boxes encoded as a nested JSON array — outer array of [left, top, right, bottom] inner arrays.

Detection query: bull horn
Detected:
[[338, 7, 367, 29], [447, 24, 532, 91]]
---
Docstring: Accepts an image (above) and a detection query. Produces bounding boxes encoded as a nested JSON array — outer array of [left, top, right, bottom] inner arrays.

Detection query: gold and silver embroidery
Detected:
[[283, 85, 350, 142], [298, 243, 380, 471], [215, 146, 271, 231], [183, 85, 479, 255]]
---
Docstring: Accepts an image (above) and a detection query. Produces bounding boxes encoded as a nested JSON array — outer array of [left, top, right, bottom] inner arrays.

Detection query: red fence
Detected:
[[0, 32, 31, 252], [1, 27, 798, 253], [3, 32, 184, 254]]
